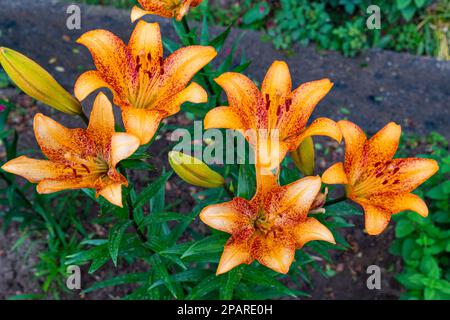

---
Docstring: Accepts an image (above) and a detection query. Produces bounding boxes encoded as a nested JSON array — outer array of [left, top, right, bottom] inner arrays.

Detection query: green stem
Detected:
[[127, 193, 148, 244], [324, 196, 347, 207], [79, 110, 89, 126], [223, 183, 235, 199], [118, 163, 148, 244], [179, 17, 216, 95]]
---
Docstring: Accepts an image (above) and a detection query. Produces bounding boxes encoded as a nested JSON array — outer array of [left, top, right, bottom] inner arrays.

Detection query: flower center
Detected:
[[131, 52, 164, 109], [64, 152, 109, 178], [254, 206, 273, 235], [350, 160, 401, 197]]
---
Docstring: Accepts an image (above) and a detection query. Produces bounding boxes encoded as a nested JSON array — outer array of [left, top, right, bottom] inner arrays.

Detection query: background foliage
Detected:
[[75, 0, 450, 59]]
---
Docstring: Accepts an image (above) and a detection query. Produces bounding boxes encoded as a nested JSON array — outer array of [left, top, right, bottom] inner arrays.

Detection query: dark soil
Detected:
[[0, 0, 448, 300]]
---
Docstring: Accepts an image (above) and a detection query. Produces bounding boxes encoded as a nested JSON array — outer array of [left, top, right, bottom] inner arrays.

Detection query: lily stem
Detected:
[[324, 195, 347, 207], [223, 183, 235, 199], [118, 163, 148, 244], [126, 193, 148, 244], [79, 110, 89, 126], [179, 17, 216, 95]]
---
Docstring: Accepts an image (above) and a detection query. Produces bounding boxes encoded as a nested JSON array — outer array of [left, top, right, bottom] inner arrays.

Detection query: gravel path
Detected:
[[0, 0, 448, 138]]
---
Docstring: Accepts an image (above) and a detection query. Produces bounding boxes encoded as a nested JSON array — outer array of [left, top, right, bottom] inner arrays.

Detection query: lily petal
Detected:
[[131, 6, 151, 23], [87, 93, 115, 154], [37, 176, 98, 194], [77, 29, 136, 102], [214, 72, 263, 128], [217, 230, 254, 275], [251, 232, 295, 274], [292, 217, 335, 248], [34, 113, 91, 163], [270, 176, 322, 223], [322, 162, 348, 185], [288, 117, 342, 150], [157, 46, 216, 100], [110, 132, 140, 167], [98, 183, 123, 207], [200, 198, 255, 234], [284, 79, 333, 137], [122, 107, 164, 145], [74, 70, 110, 102], [365, 193, 429, 217], [256, 137, 289, 171], [365, 122, 401, 170], [338, 120, 367, 184], [375, 158, 439, 194], [155, 82, 207, 115], [354, 199, 391, 235], [1, 156, 66, 183], [261, 61, 292, 129], [204, 106, 245, 130], [128, 21, 162, 71]]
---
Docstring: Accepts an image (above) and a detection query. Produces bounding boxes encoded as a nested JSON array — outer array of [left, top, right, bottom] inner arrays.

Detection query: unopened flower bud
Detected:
[[291, 136, 315, 176], [168, 151, 225, 188], [0, 47, 82, 115]]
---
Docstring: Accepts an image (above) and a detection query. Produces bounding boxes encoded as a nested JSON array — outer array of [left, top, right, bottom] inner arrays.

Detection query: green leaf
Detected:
[[424, 287, 436, 300], [243, 268, 299, 298], [66, 244, 109, 266], [420, 256, 441, 280], [396, 273, 426, 290], [220, 266, 244, 300], [186, 274, 221, 300], [141, 212, 184, 225], [237, 163, 256, 200], [401, 5, 416, 21], [426, 181, 450, 200], [162, 38, 180, 53], [0, 70, 11, 89], [397, 0, 412, 9], [414, 0, 427, 8], [200, 15, 210, 45], [209, 27, 231, 52], [82, 272, 148, 294], [324, 201, 362, 216], [181, 234, 227, 259], [149, 254, 178, 298], [108, 221, 132, 267], [134, 171, 172, 210], [119, 159, 153, 171], [396, 220, 416, 238], [242, 2, 270, 25]]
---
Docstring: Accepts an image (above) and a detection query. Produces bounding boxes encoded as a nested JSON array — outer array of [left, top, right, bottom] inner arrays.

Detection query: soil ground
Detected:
[[0, 0, 448, 300]]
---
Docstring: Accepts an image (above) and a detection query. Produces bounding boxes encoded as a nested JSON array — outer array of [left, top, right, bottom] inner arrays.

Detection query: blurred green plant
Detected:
[[72, 0, 448, 59], [390, 133, 450, 300]]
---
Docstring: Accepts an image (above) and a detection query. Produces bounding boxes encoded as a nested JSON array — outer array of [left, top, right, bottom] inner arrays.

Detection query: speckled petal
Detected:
[[251, 232, 295, 274], [200, 198, 255, 234], [322, 162, 348, 185], [292, 217, 335, 248], [338, 120, 367, 184], [216, 230, 254, 275]]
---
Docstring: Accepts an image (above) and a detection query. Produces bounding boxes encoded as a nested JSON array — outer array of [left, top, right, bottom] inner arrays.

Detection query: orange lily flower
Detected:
[[204, 61, 342, 171], [322, 121, 439, 235], [1, 93, 140, 207], [200, 173, 335, 274], [75, 21, 216, 145], [131, 0, 203, 22]]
